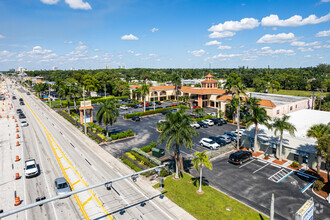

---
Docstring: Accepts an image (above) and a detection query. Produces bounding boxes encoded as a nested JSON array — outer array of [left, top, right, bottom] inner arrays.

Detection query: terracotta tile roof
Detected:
[[201, 79, 218, 83], [181, 87, 227, 95], [217, 95, 276, 108], [205, 73, 213, 77], [130, 85, 175, 90], [130, 85, 141, 89]]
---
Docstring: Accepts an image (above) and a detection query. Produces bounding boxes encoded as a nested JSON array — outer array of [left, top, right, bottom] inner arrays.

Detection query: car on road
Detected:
[[209, 136, 226, 146], [224, 132, 237, 142], [155, 101, 162, 105], [190, 122, 200, 129], [12, 96, 16, 100], [228, 151, 252, 165], [132, 116, 140, 121], [24, 159, 39, 178], [27, 92, 31, 95], [20, 101, 25, 105], [197, 121, 208, 128], [210, 118, 223, 126], [120, 105, 128, 110], [199, 138, 220, 150], [19, 113, 26, 119], [131, 104, 138, 108], [54, 177, 71, 196], [162, 110, 169, 115], [202, 119, 214, 126], [21, 121, 28, 127], [218, 135, 232, 144], [16, 109, 22, 114], [19, 98, 23, 102]]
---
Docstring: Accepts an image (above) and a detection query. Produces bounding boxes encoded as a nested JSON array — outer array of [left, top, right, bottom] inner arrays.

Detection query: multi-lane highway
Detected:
[[1, 79, 192, 220]]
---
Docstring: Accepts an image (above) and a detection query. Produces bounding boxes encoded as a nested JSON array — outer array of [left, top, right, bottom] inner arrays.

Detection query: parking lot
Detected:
[[92, 102, 237, 158], [195, 152, 330, 220]]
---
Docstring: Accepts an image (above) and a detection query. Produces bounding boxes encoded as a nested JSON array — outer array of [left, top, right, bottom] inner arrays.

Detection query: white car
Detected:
[[120, 105, 128, 110], [199, 138, 220, 150], [206, 112, 217, 117], [24, 159, 38, 178], [202, 119, 214, 126], [190, 122, 200, 129], [235, 129, 246, 137], [21, 121, 28, 127]]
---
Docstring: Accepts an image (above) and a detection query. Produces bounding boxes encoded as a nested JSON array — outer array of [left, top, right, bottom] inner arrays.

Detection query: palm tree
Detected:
[[193, 107, 205, 117], [158, 109, 199, 179], [141, 83, 150, 112], [96, 99, 119, 137], [64, 83, 74, 114], [245, 98, 271, 153], [135, 87, 142, 101], [171, 72, 182, 102], [317, 132, 330, 180], [192, 151, 212, 193], [271, 115, 296, 161], [54, 79, 65, 107], [225, 97, 238, 123], [72, 84, 82, 110], [306, 124, 330, 174]]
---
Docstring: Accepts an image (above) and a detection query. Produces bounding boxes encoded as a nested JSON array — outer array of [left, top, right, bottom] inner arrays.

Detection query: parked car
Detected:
[[155, 101, 162, 105], [54, 177, 71, 196], [158, 119, 166, 123], [150, 102, 156, 106], [224, 132, 237, 142], [132, 116, 140, 121], [24, 159, 39, 178], [235, 129, 246, 137], [21, 121, 28, 127], [170, 108, 178, 113], [146, 107, 153, 111], [209, 136, 226, 146], [190, 114, 197, 118], [217, 135, 232, 144], [120, 105, 128, 110], [190, 122, 200, 129], [137, 104, 143, 108], [142, 102, 149, 107], [20, 101, 25, 105], [155, 106, 163, 109], [12, 96, 16, 100], [210, 118, 223, 126], [192, 105, 200, 109], [19, 98, 23, 102], [202, 119, 214, 126], [206, 112, 217, 117], [228, 151, 252, 165], [27, 92, 31, 95], [171, 104, 177, 107], [19, 113, 26, 119], [162, 110, 169, 115], [165, 105, 172, 108], [219, 118, 227, 124], [197, 121, 208, 128], [199, 138, 220, 150], [131, 104, 138, 108], [16, 109, 22, 114]]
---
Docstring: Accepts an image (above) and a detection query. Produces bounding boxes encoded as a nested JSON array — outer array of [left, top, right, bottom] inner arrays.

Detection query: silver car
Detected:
[[54, 177, 71, 197], [21, 121, 28, 127]]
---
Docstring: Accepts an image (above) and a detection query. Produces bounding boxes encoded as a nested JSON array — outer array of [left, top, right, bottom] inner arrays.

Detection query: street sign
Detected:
[[80, 100, 91, 107], [295, 198, 314, 220]]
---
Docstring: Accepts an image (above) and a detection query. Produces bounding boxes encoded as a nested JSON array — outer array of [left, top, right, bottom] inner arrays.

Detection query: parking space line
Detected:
[[239, 159, 255, 168], [253, 163, 269, 173], [72, 179, 81, 187], [270, 163, 281, 168], [277, 170, 293, 183], [301, 179, 316, 193], [256, 159, 267, 164]]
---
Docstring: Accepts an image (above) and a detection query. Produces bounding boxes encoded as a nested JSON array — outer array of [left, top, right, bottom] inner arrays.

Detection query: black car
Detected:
[[197, 121, 208, 128], [210, 118, 223, 126], [19, 113, 26, 119], [146, 107, 153, 111], [17, 109, 22, 114], [228, 151, 252, 165], [132, 116, 140, 121], [219, 118, 227, 124], [12, 96, 16, 100], [27, 92, 31, 95], [162, 110, 169, 115], [224, 132, 237, 142], [209, 136, 226, 146], [20, 101, 25, 105], [19, 98, 23, 102], [190, 114, 197, 118], [155, 101, 162, 105], [155, 106, 163, 109], [131, 105, 138, 109], [165, 105, 172, 108]]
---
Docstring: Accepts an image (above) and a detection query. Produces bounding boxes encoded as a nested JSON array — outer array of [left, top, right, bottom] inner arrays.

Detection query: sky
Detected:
[[0, 0, 329, 70]]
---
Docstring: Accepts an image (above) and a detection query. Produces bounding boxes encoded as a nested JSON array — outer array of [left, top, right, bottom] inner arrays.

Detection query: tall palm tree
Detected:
[[306, 124, 330, 174], [171, 72, 182, 102], [141, 83, 150, 112], [192, 151, 212, 193], [158, 109, 199, 179], [224, 74, 247, 149], [245, 98, 271, 153], [72, 84, 82, 110], [96, 99, 119, 137], [317, 132, 330, 180], [271, 115, 296, 161], [54, 79, 65, 107], [64, 83, 74, 114], [135, 87, 142, 101]]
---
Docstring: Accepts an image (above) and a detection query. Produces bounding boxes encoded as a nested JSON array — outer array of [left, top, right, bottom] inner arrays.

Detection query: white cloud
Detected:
[[208, 18, 259, 32], [208, 53, 242, 60], [321, 0, 330, 2], [258, 47, 295, 55], [297, 47, 314, 52], [290, 41, 320, 47], [94, 49, 100, 52], [209, 31, 235, 39], [121, 34, 139, 40], [0, 50, 13, 57], [316, 29, 330, 37], [65, 0, 91, 10], [304, 55, 312, 58], [205, 40, 221, 46], [75, 41, 87, 50], [0, 35, 5, 39], [188, 49, 206, 57], [151, 28, 159, 32], [218, 45, 232, 50], [257, 32, 296, 44], [30, 46, 52, 55], [149, 53, 157, 57], [135, 53, 142, 56], [261, 13, 330, 27], [41, 0, 59, 4], [127, 50, 134, 54], [64, 41, 73, 44]]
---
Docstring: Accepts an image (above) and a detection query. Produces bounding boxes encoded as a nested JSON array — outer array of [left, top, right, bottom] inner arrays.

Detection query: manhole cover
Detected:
[[226, 207, 232, 211]]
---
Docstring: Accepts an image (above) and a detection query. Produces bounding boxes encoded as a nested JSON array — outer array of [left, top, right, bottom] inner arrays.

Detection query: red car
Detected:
[[171, 104, 177, 107], [142, 102, 149, 107], [192, 105, 200, 109]]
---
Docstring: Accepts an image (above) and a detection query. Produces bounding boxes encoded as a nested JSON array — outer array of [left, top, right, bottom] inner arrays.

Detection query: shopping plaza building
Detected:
[[130, 74, 312, 118]]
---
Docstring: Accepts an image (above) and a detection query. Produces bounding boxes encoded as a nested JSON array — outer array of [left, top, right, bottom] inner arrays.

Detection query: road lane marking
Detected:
[[253, 163, 269, 173], [64, 167, 71, 170], [82, 196, 93, 207], [72, 180, 81, 187], [239, 159, 255, 168]]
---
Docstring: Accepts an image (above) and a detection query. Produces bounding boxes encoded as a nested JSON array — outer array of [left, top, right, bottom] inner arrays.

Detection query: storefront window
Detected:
[[272, 147, 276, 155], [302, 156, 308, 164], [294, 154, 299, 162]]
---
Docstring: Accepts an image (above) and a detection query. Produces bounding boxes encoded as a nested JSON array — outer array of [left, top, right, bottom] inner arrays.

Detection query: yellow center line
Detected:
[[72, 180, 81, 187], [82, 196, 93, 207], [15, 86, 113, 220], [64, 167, 71, 170]]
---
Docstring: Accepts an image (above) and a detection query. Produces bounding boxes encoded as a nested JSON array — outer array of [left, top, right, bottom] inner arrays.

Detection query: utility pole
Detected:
[[83, 86, 87, 135], [48, 83, 51, 107], [270, 193, 274, 220]]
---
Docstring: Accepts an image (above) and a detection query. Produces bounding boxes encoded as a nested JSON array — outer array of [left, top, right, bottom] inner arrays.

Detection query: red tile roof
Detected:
[[217, 95, 276, 108], [181, 87, 227, 95], [205, 73, 213, 77]]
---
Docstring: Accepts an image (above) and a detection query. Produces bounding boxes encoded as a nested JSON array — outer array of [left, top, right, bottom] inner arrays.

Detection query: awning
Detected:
[[290, 149, 309, 157]]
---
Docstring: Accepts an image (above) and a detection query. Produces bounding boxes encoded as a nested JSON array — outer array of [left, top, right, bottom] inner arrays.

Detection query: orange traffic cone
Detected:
[[0, 115, 1, 118], [7, 115, 9, 119], [15, 197, 20, 206], [15, 173, 20, 180], [15, 119, 17, 122], [16, 128, 19, 132], [15, 155, 20, 162], [16, 134, 19, 139], [11, 104, 12, 108], [16, 124, 18, 127], [16, 141, 19, 146], [12, 116, 14, 119]]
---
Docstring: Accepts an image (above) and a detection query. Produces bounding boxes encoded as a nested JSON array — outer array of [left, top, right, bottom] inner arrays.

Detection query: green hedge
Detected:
[[130, 151, 156, 168], [194, 115, 215, 122], [124, 105, 189, 119], [88, 122, 106, 134], [119, 156, 142, 172], [132, 147, 162, 166], [110, 129, 134, 140], [141, 142, 157, 153]]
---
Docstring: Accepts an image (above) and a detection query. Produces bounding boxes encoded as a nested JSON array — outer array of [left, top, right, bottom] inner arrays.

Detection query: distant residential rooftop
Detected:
[[247, 92, 310, 106]]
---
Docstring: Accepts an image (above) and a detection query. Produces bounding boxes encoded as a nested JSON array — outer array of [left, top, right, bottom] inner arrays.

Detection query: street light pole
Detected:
[[48, 83, 51, 108], [83, 86, 87, 135]]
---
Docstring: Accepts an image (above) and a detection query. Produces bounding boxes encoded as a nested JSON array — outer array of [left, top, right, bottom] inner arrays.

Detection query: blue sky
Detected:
[[0, 0, 329, 70]]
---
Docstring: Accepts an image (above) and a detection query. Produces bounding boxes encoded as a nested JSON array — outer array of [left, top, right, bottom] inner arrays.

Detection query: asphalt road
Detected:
[[9, 82, 179, 220]]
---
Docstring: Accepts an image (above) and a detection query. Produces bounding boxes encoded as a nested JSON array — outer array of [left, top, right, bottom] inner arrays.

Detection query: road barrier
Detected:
[[15, 173, 20, 180], [16, 141, 19, 146], [14, 197, 20, 206], [15, 156, 20, 162]]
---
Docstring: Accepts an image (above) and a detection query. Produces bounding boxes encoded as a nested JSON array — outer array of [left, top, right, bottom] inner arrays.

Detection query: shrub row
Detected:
[[88, 133, 101, 144], [194, 115, 215, 122], [111, 129, 134, 140], [132, 147, 162, 166], [119, 156, 142, 172], [88, 122, 106, 134], [141, 142, 157, 153], [130, 151, 156, 168], [124, 105, 189, 119]]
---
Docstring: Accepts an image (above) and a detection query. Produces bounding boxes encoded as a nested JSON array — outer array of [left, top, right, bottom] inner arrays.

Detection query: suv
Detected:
[[12, 96, 16, 100], [197, 121, 208, 128], [199, 138, 219, 150], [17, 109, 22, 114], [224, 132, 237, 142], [132, 116, 140, 121], [228, 151, 252, 165], [155, 101, 162, 105], [210, 118, 223, 126], [19, 113, 26, 119], [19, 98, 23, 102], [24, 159, 39, 178], [54, 177, 71, 196], [209, 136, 226, 146], [120, 105, 128, 110], [20, 101, 25, 105], [27, 92, 31, 95], [202, 119, 214, 126], [217, 135, 231, 144]]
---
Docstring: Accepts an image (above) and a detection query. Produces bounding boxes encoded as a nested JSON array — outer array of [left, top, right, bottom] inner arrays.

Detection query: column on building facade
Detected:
[[198, 95, 202, 107]]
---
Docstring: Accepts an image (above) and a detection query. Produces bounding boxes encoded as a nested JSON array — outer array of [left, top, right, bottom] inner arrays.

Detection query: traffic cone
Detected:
[[11, 104, 12, 108], [7, 115, 9, 119], [15, 173, 20, 180], [15, 197, 20, 206], [15, 155, 20, 162], [12, 116, 14, 119], [16, 141, 19, 146], [16, 128, 19, 132], [15, 119, 17, 122], [16, 134, 19, 139], [0, 115, 1, 118], [16, 124, 18, 127]]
